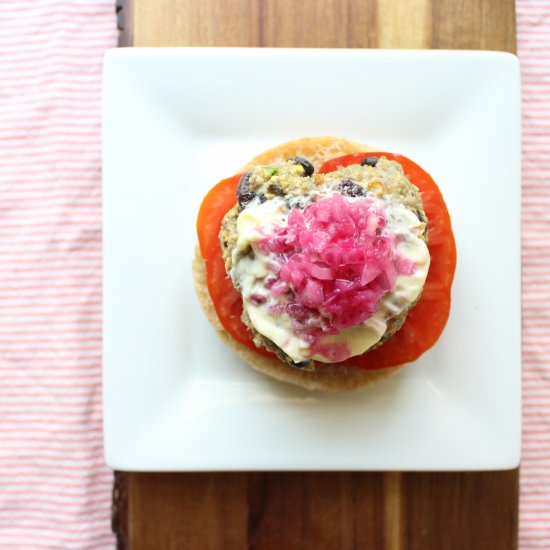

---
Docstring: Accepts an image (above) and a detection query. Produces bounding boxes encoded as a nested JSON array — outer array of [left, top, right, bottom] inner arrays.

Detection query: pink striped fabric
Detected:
[[518, 1, 550, 548], [0, 1, 116, 548], [0, 0, 548, 548]]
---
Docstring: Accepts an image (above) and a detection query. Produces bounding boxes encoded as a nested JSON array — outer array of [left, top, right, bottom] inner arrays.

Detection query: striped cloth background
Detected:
[[0, 1, 548, 548], [0, 1, 117, 548], [517, 1, 550, 548]]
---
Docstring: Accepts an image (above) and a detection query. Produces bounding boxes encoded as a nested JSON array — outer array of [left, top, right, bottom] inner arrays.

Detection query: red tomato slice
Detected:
[[196, 174, 275, 358], [197, 152, 456, 369], [319, 152, 456, 368]]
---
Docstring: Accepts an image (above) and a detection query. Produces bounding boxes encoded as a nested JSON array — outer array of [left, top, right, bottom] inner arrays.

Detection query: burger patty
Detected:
[[219, 156, 428, 367]]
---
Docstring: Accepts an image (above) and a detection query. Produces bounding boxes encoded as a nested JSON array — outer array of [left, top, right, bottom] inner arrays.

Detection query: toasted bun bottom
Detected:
[[243, 136, 369, 173], [193, 136, 402, 392]]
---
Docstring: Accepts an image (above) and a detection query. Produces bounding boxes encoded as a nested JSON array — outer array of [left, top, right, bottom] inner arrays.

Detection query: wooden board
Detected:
[[113, 1, 518, 548], [118, 0, 515, 52]]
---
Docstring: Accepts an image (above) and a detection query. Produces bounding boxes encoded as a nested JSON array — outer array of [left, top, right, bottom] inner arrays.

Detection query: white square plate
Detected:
[[103, 48, 521, 471]]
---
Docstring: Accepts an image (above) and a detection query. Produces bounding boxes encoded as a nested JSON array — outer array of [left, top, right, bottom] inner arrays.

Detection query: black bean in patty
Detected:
[[339, 178, 366, 197], [288, 359, 314, 369], [361, 155, 379, 168], [237, 171, 256, 209], [267, 182, 284, 196], [288, 156, 314, 177]]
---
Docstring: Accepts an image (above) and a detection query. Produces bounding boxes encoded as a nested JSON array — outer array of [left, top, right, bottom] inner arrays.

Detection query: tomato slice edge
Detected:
[[196, 174, 276, 358]]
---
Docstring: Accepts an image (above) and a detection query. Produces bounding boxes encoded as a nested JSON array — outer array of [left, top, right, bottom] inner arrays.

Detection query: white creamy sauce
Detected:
[[230, 196, 430, 364], [231, 200, 313, 360]]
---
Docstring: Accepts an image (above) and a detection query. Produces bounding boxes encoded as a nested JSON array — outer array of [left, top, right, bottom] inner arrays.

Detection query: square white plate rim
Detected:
[[102, 48, 521, 471]]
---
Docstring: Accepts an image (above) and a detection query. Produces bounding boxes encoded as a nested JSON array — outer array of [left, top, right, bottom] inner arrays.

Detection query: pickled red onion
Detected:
[[260, 194, 416, 333]]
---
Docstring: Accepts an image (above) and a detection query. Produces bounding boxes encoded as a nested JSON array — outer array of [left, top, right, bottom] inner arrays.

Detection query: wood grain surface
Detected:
[[113, 0, 518, 548], [119, 0, 515, 52], [115, 471, 518, 550]]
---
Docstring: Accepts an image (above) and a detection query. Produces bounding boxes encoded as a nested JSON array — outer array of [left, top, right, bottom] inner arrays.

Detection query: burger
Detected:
[[194, 137, 456, 391]]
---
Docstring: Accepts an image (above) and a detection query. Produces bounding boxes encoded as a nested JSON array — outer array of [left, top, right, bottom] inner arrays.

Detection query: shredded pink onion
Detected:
[[259, 194, 417, 360]]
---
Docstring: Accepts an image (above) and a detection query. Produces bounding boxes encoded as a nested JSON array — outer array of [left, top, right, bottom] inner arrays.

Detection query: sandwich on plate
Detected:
[[194, 137, 456, 391]]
